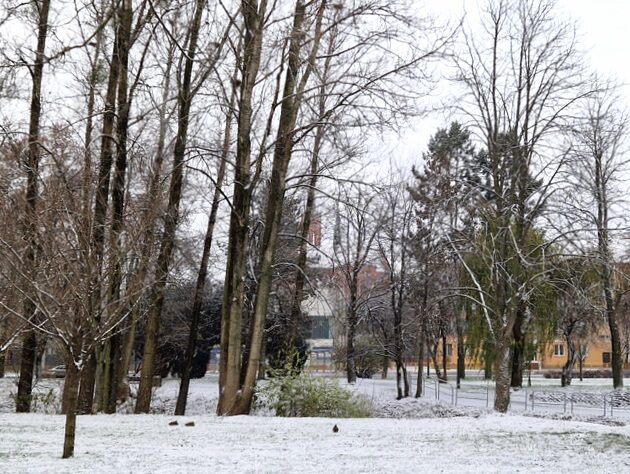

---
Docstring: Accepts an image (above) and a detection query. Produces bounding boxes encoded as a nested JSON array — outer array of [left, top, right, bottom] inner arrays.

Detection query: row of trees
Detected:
[[323, 0, 630, 415], [0, 0, 629, 458], [0, 0, 446, 458]]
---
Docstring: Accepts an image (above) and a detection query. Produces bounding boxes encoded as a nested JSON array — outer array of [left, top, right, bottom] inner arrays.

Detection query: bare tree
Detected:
[[331, 184, 383, 383], [562, 87, 629, 388], [377, 176, 414, 398], [135, 0, 232, 413], [14, 0, 51, 414]]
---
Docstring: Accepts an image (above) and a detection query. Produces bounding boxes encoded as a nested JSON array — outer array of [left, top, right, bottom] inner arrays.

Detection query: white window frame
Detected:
[[553, 343, 565, 357]]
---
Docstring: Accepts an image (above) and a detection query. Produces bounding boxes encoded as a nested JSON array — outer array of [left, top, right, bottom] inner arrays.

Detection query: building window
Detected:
[[445, 343, 453, 357], [603, 352, 611, 364], [310, 316, 331, 339], [553, 344, 564, 357]]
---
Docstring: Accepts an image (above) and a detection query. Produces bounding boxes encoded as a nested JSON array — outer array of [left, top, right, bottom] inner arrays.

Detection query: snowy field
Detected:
[[3, 410, 630, 473], [2, 374, 630, 472]]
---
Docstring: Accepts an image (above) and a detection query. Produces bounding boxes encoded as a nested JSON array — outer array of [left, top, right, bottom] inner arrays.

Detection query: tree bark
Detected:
[[61, 354, 81, 415], [217, 0, 267, 416], [441, 331, 447, 382], [77, 353, 96, 414], [510, 305, 526, 388], [62, 361, 80, 458], [80, 2, 124, 412], [561, 340, 576, 387], [346, 288, 358, 384], [16, 0, 51, 414], [493, 336, 511, 413], [456, 308, 465, 388], [102, 0, 134, 414], [286, 12, 336, 348], [415, 335, 424, 398], [232, 0, 328, 416]]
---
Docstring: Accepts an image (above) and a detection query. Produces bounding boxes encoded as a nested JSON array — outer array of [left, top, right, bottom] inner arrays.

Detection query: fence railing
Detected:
[[418, 376, 630, 418]]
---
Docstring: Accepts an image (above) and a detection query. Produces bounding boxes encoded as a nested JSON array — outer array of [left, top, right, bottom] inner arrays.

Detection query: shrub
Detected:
[[254, 373, 371, 418], [334, 336, 382, 379]]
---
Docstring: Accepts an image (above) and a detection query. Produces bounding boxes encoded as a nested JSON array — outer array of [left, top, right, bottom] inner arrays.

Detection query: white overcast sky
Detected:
[[377, 0, 630, 171]]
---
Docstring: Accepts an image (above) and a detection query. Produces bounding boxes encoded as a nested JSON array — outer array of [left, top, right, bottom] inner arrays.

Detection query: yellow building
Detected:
[[433, 330, 627, 371]]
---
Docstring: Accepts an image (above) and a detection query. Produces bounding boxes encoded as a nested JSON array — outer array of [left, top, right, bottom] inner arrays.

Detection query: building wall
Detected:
[[429, 332, 627, 371]]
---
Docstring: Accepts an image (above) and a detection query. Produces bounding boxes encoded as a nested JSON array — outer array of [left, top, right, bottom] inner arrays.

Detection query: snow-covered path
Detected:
[[2, 412, 630, 473]]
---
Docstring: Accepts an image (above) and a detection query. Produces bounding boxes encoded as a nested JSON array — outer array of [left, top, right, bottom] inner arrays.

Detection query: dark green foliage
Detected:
[[134, 282, 221, 378]]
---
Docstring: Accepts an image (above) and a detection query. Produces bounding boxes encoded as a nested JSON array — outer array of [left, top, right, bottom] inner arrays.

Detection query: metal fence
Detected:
[[419, 376, 630, 418]]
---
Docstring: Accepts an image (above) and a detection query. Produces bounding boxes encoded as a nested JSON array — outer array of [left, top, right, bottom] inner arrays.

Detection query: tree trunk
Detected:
[[62, 355, 81, 415], [115, 36, 176, 405], [175, 76, 233, 416], [441, 332, 447, 382], [561, 340, 576, 387], [456, 309, 465, 388], [381, 356, 389, 379], [595, 136, 623, 389], [16, 331, 37, 412], [429, 342, 442, 381], [231, 0, 328, 416], [493, 337, 511, 413], [346, 305, 358, 384], [16, 0, 51, 414], [77, 353, 96, 414], [606, 298, 624, 388], [510, 306, 526, 388], [286, 17, 335, 348], [135, 0, 206, 414], [483, 340, 493, 380], [103, 0, 134, 414], [62, 362, 80, 459], [217, 0, 267, 416], [395, 360, 403, 399], [82, 1, 124, 413], [415, 336, 424, 398]]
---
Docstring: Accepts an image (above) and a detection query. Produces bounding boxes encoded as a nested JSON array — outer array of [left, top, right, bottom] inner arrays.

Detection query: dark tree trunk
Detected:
[[103, 0, 134, 414], [441, 332, 447, 382], [346, 305, 358, 384], [415, 336, 424, 398], [16, 0, 51, 414], [175, 75, 232, 416], [62, 355, 81, 415], [285, 22, 333, 347], [16, 331, 37, 412], [456, 309, 465, 388], [217, 0, 266, 416], [62, 362, 80, 458], [483, 340, 493, 380], [561, 340, 576, 387], [136, 0, 206, 414], [510, 305, 526, 388], [429, 342, 442, 381], [77, 353, 96, 414], [82, 1, 124, 412], [232, 0, 328, 416], [381, 356, 389, 379]]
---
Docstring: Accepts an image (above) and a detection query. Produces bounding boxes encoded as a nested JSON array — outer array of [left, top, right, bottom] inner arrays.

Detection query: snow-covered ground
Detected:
[[2, 373, 630, 472], [3, 410, 630, 472]]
